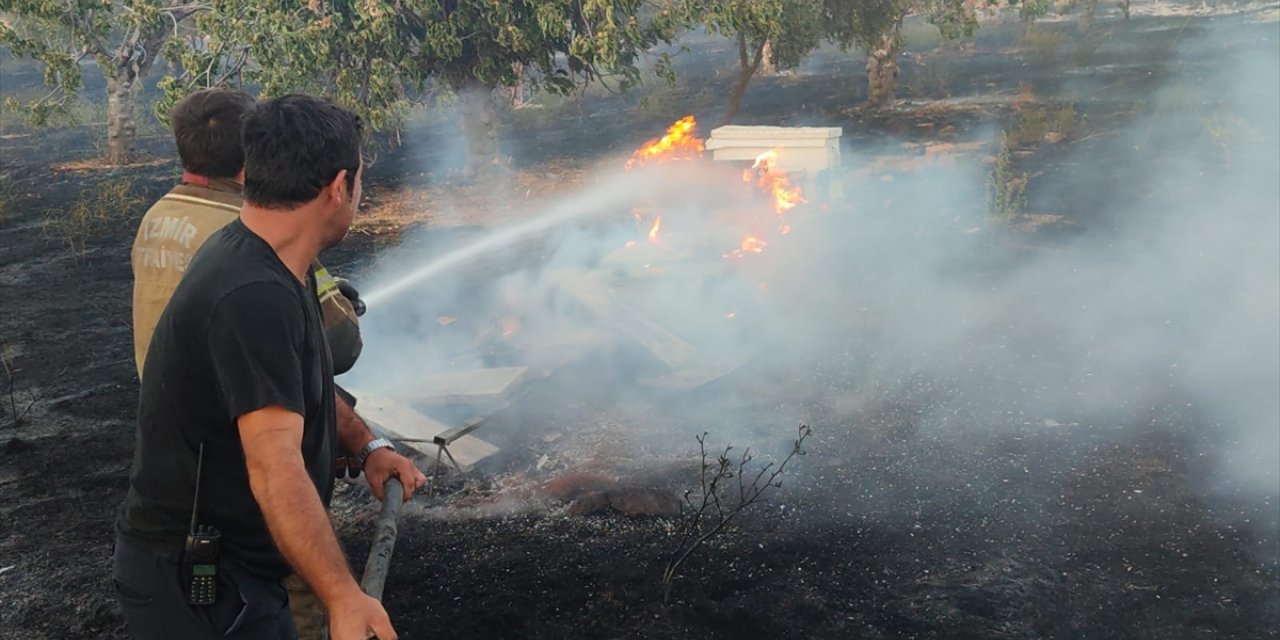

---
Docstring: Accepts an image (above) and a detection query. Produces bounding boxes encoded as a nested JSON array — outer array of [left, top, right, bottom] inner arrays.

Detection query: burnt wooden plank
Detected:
[[639, 352, 752, 391], [349, 390, 499, 471], [396, 367, 528, 407], [550, 269, 696, 370]]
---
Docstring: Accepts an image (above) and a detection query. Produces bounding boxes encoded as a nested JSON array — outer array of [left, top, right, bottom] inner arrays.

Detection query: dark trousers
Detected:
[[113, 534, 298, 640]]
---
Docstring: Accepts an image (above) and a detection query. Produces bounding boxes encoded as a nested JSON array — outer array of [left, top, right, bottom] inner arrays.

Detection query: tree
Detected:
[[683, 0, 979, 122], [396, 0, 682, 181], [824, 0, 978, 108], [1011, 0, 1053, 22], [0, 1, 200, 164], [166, 1, 682, 183], [158, 1, 418, 134], [686, 0, 824, 125]]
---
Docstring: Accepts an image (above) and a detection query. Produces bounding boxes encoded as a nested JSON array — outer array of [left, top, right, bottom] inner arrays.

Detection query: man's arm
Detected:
[[335, 393, 428, 502], [336, 392, 376, 455], [239, 404, 397, 640]]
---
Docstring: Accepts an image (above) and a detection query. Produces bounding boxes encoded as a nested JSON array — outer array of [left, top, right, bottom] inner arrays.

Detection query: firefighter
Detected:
[[131, 91, 363, 379], [124, 88, 422, 639]]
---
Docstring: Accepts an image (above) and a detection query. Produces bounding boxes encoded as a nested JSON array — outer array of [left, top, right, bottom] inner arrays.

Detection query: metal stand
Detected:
[[428, 417, 484, 494]]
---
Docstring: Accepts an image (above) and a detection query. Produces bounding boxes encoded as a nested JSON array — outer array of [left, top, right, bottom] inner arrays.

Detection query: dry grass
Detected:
[[1202, 109, 1251, 167], [904, 57, 956, 100], [0, 180, 17, 226], [990, 131, 1027, 223], [354, 159, 590, 235], [50, 155, 169, 172], [1010, 102, 1078, 147], [42, 179, 145, 257], [1018, 25, 1066, 62]]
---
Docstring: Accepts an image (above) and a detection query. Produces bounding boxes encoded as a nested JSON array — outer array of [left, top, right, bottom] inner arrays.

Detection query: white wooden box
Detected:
[[705, 125, 843, 172]]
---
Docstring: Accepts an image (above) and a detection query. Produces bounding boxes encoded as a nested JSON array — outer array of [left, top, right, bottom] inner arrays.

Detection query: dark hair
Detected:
[[170, 89, 257, 179], [241, 95, 364, 210]]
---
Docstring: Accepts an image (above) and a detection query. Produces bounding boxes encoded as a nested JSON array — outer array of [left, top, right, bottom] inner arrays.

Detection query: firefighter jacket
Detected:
[[131, 178, 363, 378]]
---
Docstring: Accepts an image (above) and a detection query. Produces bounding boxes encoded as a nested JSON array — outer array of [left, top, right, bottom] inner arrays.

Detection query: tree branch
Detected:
[[662, 424, 812, 603]]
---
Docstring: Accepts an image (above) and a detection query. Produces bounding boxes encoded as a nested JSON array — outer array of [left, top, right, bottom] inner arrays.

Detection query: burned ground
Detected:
[[2, 8, 1278, 640]]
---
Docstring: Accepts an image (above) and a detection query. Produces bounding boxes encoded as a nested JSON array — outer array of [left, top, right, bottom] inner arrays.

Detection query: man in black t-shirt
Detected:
[[114, 95, 425, 640]]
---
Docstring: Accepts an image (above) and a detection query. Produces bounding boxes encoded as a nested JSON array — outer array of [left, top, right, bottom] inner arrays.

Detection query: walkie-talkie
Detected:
[[184, 443, 221, 606]]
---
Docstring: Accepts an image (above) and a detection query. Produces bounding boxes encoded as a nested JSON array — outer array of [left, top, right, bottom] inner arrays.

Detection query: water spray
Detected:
[[361, 169, 666, 307]]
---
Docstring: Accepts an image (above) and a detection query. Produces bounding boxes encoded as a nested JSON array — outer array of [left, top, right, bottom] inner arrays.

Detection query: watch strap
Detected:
[[356, 437, 394, 468]]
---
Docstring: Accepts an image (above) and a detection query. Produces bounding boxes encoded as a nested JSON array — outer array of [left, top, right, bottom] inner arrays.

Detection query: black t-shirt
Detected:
[[118, 219, 336, 580]]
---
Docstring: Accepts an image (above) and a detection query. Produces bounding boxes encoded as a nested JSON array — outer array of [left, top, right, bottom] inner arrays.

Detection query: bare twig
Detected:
[[661, 424, 811, 603], [1, 349, 42, 431]]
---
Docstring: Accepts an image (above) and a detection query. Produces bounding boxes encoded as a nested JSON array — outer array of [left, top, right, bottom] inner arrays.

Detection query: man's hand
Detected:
[[334, 278, 366, 317], [328, 589, 397, 640], [363, 449, 427, 502]]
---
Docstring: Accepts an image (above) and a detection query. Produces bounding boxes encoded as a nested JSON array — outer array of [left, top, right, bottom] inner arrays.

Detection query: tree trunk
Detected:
[[1080, 0, 1098, 31], [105, 73, 141, 165], [1122, 0, 1130, 20], [721, 33, 765, 126], [102, 29, 164, 165], [509, 63, 525, 109], [759, 40, 777, 76], [457, 80, 503, 183], [865, 33, 900, 108]]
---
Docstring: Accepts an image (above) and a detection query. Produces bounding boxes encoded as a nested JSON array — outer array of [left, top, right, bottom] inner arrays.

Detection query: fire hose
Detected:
[[359, 477, 404, 602]]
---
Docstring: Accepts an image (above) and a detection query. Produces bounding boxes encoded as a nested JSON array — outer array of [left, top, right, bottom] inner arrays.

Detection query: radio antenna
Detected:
[[189, 442, 205, 535]]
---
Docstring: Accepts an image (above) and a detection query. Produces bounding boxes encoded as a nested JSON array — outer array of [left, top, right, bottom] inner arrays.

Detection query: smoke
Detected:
[[346, 18, 1277, 524]]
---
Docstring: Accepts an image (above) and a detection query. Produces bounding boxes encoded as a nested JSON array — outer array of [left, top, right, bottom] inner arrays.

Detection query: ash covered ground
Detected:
[[2, 6, 1278, 639]]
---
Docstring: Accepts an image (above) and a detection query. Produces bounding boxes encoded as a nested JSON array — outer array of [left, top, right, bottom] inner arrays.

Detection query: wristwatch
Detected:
[[356, 437, 395, 469]]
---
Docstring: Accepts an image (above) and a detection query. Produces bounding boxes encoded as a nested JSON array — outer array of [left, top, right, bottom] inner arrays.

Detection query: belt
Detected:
[[114, 531, 184, 562]]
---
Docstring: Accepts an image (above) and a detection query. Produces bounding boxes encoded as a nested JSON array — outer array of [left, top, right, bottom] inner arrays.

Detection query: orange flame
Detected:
[[723, 234, 768, 259], [648, 216, 662, 242], [500, 316, 521, 338], [625, 116, 704, 169], [741, 235, 767, 253], [746, 150, 806, 215]]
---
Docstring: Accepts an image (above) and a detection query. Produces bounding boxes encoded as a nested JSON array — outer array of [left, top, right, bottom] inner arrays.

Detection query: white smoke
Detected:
[[346, 18, 1278, 515]]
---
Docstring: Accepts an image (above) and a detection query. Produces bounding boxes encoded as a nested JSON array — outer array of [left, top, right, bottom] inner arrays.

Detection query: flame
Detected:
[[741, 235, 767, 253], [622, 124, 814, 265], [500, 316, 521, 338], [723, 234, 769, 259], [625, 116, 704, 169], [746, 150, 806, 215]]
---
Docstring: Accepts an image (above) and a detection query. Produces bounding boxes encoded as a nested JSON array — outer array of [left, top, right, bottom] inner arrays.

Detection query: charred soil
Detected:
[[2, 11, 1278, 640]]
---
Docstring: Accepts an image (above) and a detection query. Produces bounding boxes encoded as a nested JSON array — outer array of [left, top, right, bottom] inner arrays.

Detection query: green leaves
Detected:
[[4, 0, 988, 154], [2, 0, 193, 124], [149, 0, 675, 138], [926, 0, 980, 39]]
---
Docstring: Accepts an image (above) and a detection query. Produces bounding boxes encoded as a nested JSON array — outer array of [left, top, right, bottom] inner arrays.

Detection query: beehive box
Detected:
[[705, 125, 843, 172]]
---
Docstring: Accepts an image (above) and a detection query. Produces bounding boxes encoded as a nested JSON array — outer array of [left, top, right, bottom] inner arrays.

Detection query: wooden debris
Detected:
[[348, 390, 499, 471], [639, 352, 751, 391], [506, 327, 610, 370], [395, 366, 529, 407], [549, 269, 696, 369]]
